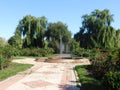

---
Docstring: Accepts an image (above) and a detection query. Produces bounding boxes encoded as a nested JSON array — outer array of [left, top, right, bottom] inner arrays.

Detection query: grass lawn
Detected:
[[0, 63, 33, 81], [12, 56, 39, 59], [12, 54, 58, 60], [75, 65, 105, 90]]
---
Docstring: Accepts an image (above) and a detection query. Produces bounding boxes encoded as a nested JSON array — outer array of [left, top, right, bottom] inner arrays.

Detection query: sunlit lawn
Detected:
[[75, 65, 105, 90], [12, 54, 58, 60], [0, 63, 33, 81]]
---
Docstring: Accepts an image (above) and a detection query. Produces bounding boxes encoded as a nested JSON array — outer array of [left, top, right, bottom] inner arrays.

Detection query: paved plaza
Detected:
[[0, 58, 90, 90]]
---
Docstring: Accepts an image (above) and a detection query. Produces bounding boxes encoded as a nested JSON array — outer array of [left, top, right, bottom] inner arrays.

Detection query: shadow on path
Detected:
[[59, 84, 80, 90]]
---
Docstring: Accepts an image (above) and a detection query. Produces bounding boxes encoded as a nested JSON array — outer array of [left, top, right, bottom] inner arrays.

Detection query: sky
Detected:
[[0, 0, 120, 40]]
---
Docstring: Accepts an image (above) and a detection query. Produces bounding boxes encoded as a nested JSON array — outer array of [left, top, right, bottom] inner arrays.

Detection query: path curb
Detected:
[[73, 67, 81, 87]]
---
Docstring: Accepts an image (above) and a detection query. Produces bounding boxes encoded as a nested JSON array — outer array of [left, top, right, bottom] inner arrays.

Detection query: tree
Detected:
[[74, 9, 117, 49], [8, 26, 22, 48], [9, 15, 47, 48], [69, 38, 80, 52], [46, 22, 71, 53]]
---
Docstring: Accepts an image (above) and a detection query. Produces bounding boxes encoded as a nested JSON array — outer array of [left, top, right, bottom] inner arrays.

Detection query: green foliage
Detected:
[[0, 46, 12, 70], [46, 22, 71, 53], [90, 48, 120, 79], [8, 15, 47, 48], [46, 22, 71, 41], [72, 48, 91, 58], [115, 30, 120, 48], [69, 39, 80, 52], [74, 9, 120, 49], [102, 71, 120, 90], [75, 49, 120, 90], [75, 48, 120, 90], [72, 48, 84, 57], [8, 16, 72, 53], [75, 65, 105, 90], [8, 35, 22, 49], [11, 47, 21, 56], [48, 40, 59, 53], [20, 48, 54, 57]]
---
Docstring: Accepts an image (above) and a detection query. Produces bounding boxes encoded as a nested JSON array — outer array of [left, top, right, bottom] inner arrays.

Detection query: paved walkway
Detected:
[[0, 58, 90, 90]]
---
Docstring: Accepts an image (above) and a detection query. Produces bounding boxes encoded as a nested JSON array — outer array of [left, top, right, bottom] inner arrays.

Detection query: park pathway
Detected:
[[0, 57, 90, 90]]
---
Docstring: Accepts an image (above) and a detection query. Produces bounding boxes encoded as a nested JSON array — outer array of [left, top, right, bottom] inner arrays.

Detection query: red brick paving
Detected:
[[0, 75, 24, 90], [0, 58, 83, 90], [0, 64, 42, 90], [24, 80, 54, 88], [59, 66, 72, 90], [41, 71, 57, 74]]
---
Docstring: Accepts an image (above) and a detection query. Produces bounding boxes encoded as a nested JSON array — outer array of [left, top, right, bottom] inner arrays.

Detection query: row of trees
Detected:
[[8, 15, 72, 53], [8, 9, 120, 54], [74, 9, 120, 49]]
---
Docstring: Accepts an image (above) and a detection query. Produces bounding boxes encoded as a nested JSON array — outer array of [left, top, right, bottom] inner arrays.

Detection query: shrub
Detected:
[[90, 48, 120, 79], [20, 48, 54, 57], [102, 71, 120, 90], [72, 48, 91, 58], [9, 47, 21, 56], [0, 46, 12, 70], [74, 48, 120, 90], [90, 49, 102, 59]]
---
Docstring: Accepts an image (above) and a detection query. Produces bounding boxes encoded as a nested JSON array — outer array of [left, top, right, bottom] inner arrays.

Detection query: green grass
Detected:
[[12, 56, 39, 59], [12, 54, 58, 60], [0, 63, 33, 81], [75, 65, 105, 90]]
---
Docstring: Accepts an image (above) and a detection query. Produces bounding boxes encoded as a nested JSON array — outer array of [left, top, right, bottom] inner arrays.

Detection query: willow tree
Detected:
[[9, 15, 47, 48], [8, 26, 23, 48], [74, 9, 116, 49]]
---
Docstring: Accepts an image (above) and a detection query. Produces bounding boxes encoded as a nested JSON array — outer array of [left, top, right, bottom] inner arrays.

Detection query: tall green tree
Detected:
[[46, 22, 71, 53], [74, 9, 117, 49], [9, 15, 47, 48], [8, 26, 22, 48]]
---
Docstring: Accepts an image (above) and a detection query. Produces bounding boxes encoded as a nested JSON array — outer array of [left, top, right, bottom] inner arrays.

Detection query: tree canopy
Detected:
[[8, 15, 72, 53], [74, 9, 120, 49], [46, 22, 71, 42], [8, 9, 120, 51], [46, 22, 71, 53], [9, 15, 47, 48]]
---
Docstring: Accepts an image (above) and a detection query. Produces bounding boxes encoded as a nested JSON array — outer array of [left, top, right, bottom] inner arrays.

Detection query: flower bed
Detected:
[[90, 48, 120, 90]]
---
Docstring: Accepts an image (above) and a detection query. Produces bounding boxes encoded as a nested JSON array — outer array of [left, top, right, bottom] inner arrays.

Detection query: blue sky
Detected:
[[0, 0, 120, 40]]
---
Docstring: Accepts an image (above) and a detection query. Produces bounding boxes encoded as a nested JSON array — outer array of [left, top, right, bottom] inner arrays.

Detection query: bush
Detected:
[[102, 71, 120, 90], [72, 48, 91, 58], [20, 48, 54, 57], [74, 48, 120, 90], [0, 46, 12, 70], [89, 49, 102, 59], [10, 47, 21, 56], [90, 48, 120, 79]]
